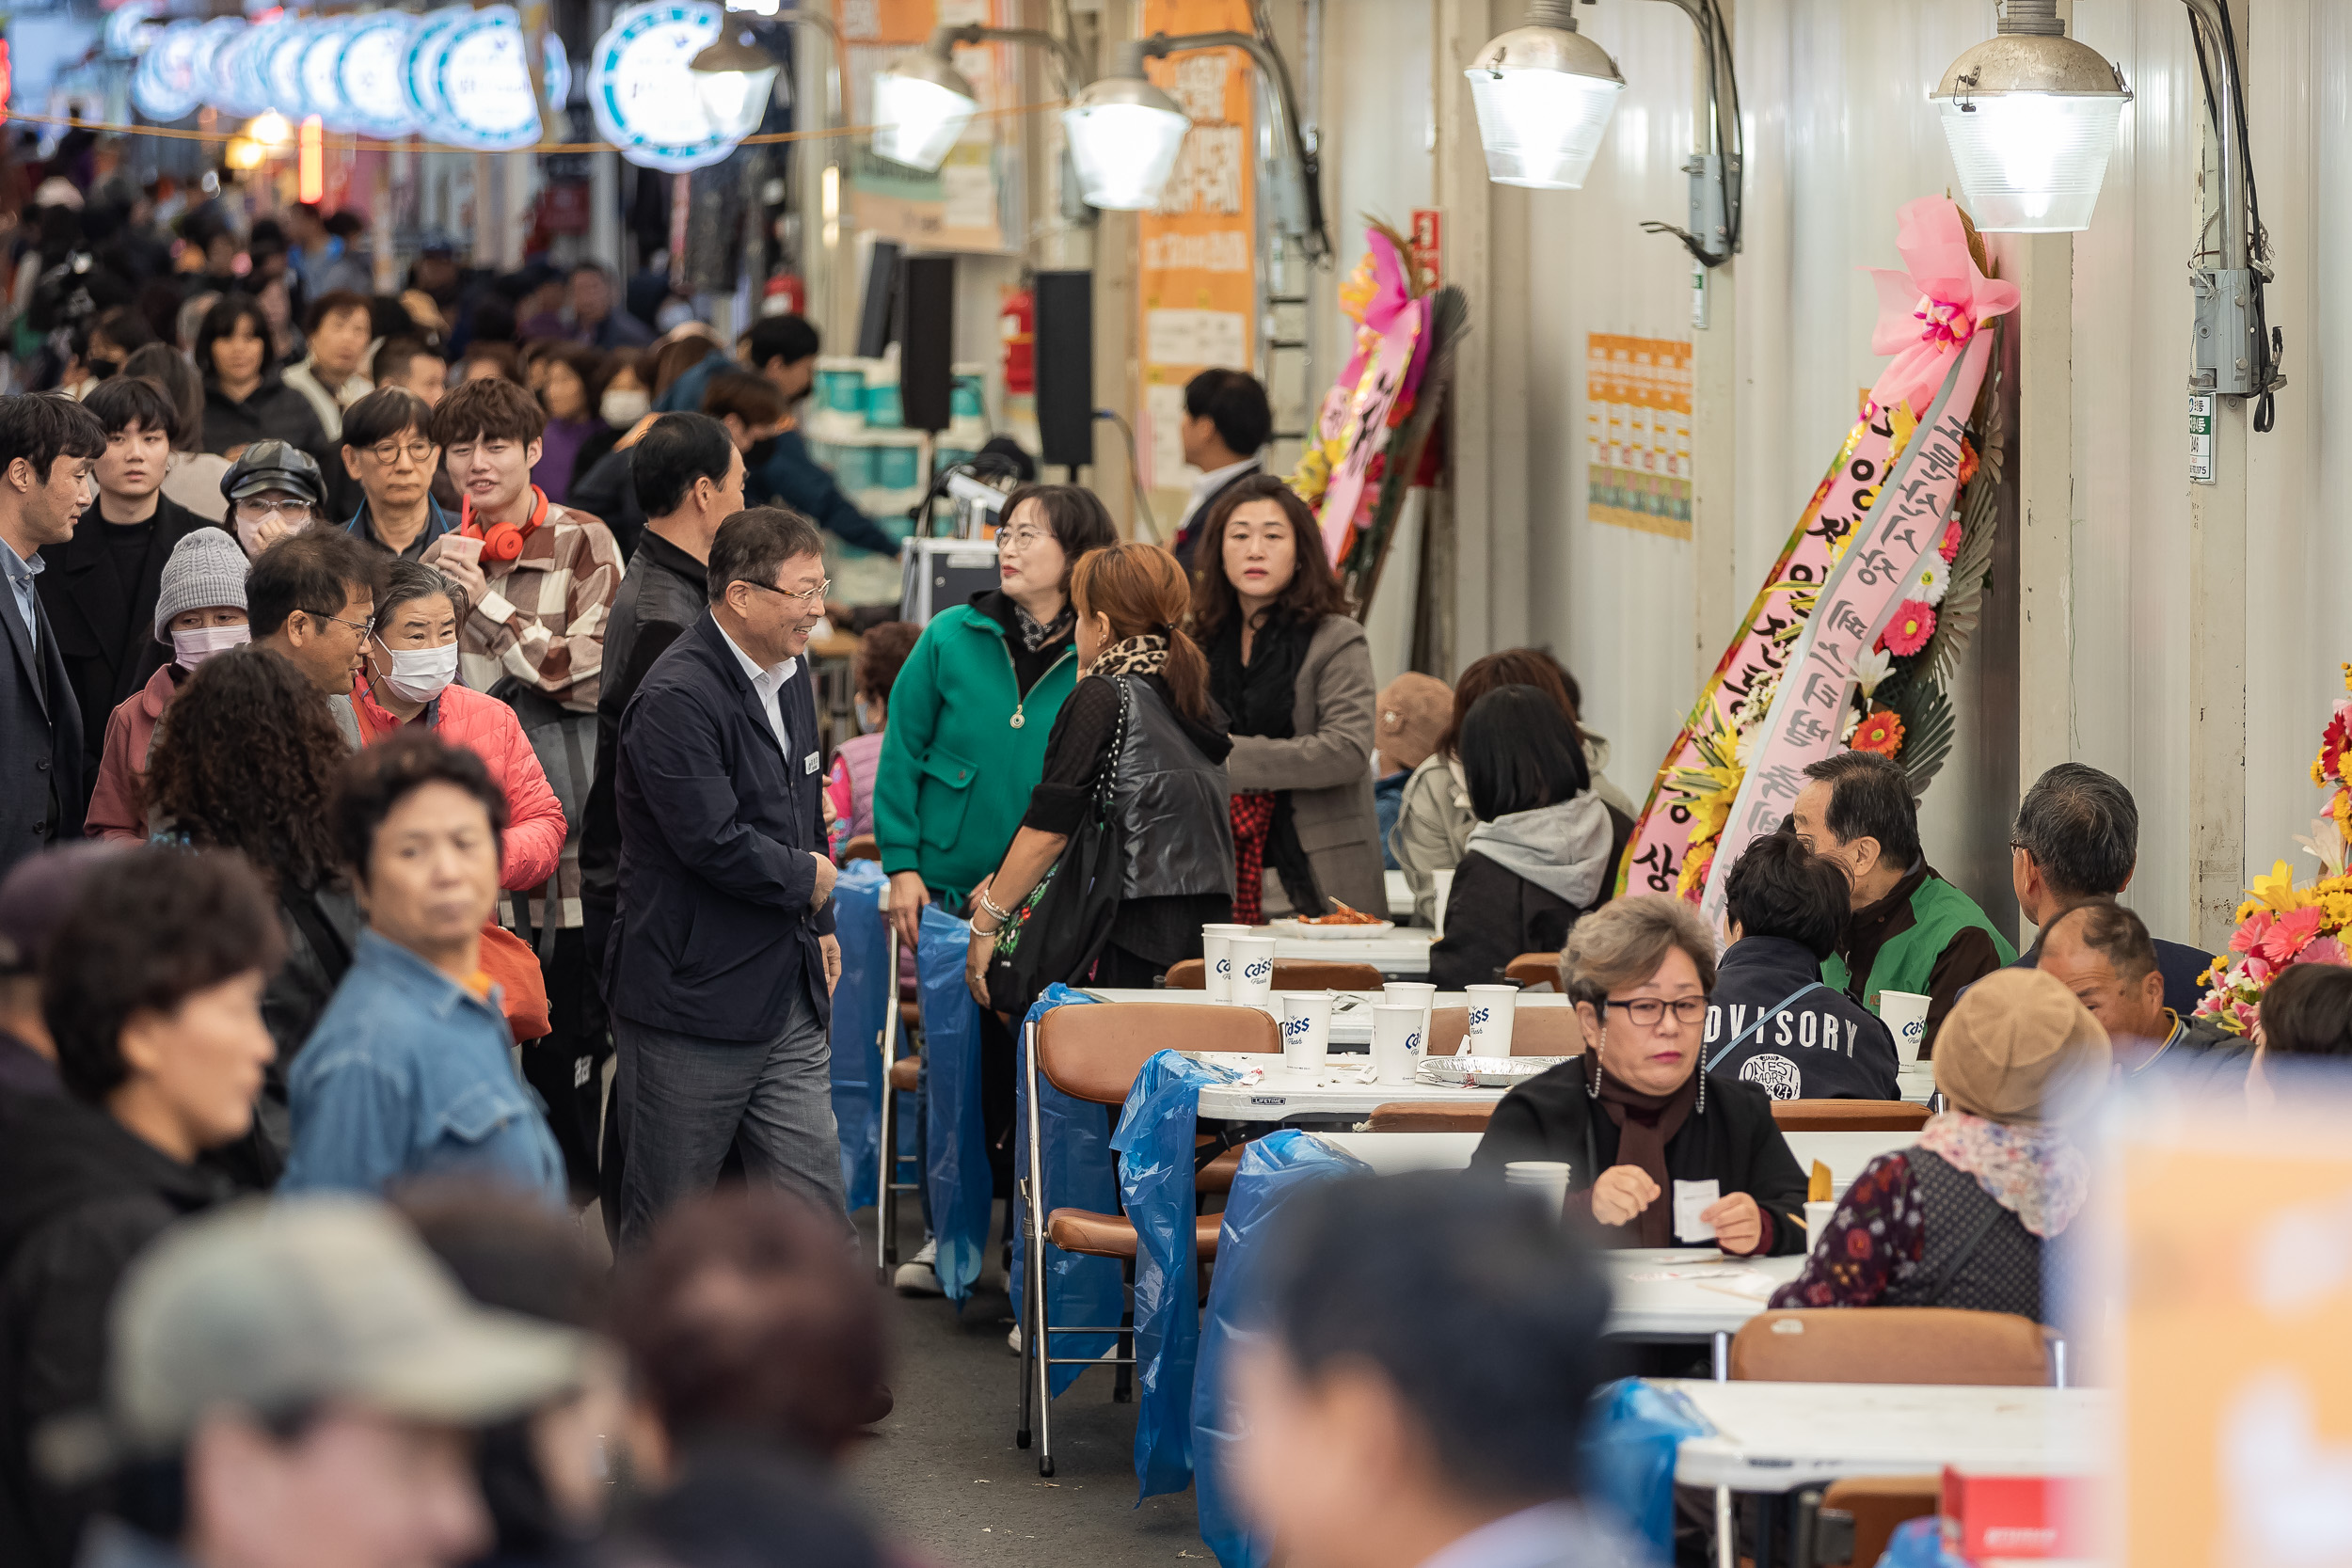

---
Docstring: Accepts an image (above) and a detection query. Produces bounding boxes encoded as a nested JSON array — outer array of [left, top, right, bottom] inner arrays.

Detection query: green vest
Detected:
[[1823, 874, 2017, 1011]]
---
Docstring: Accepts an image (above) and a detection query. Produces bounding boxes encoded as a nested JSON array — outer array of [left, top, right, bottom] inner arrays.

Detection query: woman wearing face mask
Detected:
[[87, 528, 252, 843], [352, 559, 567, 895], [569, 347, 648, 489]]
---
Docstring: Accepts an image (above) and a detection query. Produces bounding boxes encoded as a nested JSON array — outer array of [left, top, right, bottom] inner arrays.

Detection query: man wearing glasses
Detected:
[[608, 506, 845, 1248], [339, 387, 453, 561], [246, 528, 384, 750]]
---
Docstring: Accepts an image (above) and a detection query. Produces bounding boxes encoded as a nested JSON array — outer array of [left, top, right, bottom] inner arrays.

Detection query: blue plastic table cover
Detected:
[[1191, 1130, 1369, 1567], [1110, 1048, 1244, 1501], [1579, 1378, 1713, 1560], [1011, 984, 1126, 1397], [915, 903, 992, 1304], [829, 862, 888, 1210]]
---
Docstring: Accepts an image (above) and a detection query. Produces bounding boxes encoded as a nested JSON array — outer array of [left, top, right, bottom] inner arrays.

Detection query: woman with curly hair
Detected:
[[142, 644, 363, 1181]]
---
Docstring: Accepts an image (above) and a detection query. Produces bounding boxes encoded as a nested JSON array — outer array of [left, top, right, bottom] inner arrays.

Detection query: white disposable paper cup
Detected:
[[1200, 924, 1250, 1003], [1432, 869, 1456, 937], [1804, 1199, 1837, 1249], [1370, 1004, 1425, 1084], [1229, 937, 1278, 1007], [1878, 990, 1932, 1065], [1464, 984, 1519, 1055], [1279, 991, 1334, 1075], [1383, 980, 1437, 1037], [1505, 1160, 1573, 1219]]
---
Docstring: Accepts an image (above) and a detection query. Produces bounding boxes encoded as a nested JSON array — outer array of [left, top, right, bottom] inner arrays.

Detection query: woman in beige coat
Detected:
[[1190, 475, 1386, 922]]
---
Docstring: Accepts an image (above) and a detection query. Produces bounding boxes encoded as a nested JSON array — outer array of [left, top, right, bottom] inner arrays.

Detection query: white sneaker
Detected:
[[894, 1238, 945, 1296]]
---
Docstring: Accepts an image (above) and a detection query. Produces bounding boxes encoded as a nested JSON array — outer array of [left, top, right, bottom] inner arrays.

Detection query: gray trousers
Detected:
[[612, 979, 848, 1251]]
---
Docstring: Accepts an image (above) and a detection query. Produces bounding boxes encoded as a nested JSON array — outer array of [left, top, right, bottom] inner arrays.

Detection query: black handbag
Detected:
[[984, 678, 1130, 1016]]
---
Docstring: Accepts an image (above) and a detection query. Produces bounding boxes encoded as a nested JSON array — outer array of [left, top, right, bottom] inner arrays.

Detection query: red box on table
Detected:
[[1941, 1466, 2092, 1560]]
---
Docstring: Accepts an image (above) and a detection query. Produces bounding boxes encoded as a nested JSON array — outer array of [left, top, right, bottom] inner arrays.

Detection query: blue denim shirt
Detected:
[[282, 929, 565, 1207]]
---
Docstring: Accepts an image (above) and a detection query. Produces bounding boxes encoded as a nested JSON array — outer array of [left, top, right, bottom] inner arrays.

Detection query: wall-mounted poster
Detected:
[[1586, 333, 1692, 540], [1137, 0, 1256, 506]]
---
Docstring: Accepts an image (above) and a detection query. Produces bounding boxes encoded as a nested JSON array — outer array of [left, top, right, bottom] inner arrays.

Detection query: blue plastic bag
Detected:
[[1579, 1378, 1714, 1560], [1192, 1130, 1369, 1568], [1111, 1048, 1243, 1501], [829, 862, 889, 1210], [915, 903, 993, 1304], [1875, 1517, 1967, 1568], [1009, 984, 1125, 1396]]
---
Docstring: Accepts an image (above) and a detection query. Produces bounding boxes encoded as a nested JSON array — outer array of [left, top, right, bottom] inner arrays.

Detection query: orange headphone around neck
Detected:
[[458, 486, 551, 562]]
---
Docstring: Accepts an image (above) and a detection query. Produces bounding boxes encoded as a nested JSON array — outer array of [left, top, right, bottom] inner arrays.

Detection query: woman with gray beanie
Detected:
[[84, 527, 249, 841], [1770, 967, 2112, 1321]]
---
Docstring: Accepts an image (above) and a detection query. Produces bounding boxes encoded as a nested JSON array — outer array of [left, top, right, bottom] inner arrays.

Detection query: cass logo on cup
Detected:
[[1214, 958, 1231, 977], [1244, 958, 1273, 983], [1469, 1005, 1491, 1030], [1899, 1018, 1926, 1048], [1281, 1015, 1312, 1040], [1406, 1030, 1423, 1053]]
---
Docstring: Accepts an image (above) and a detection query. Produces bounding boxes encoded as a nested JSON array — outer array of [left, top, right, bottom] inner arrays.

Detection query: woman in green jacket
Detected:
[[873, 483, 1117, 1290], [877, 483, 1120, 937]]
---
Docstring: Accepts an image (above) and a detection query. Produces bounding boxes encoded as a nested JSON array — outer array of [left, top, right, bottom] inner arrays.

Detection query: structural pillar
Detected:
[[1688, 0, 1737, 690], [1432, 0, 1496, 674], [2009, 229, 2074, 940]]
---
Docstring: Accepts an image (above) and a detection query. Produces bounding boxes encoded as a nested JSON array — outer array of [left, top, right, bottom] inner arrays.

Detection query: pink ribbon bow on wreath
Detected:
[[1864, 198, 2020, 420]]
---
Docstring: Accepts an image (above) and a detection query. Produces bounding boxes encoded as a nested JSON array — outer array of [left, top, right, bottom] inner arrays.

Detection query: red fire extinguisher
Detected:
[[764, 274, 806, 317], [1000, 286, 1035, 395]]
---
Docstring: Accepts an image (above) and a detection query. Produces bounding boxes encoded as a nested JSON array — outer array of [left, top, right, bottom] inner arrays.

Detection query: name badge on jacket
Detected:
[[803, 751, 820, 775]]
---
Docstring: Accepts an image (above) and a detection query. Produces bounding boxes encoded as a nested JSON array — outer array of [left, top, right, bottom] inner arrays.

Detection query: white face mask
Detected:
[[600, 388, 651, 426], [375, 639, 459, 704], [170, 623, 250, 669]]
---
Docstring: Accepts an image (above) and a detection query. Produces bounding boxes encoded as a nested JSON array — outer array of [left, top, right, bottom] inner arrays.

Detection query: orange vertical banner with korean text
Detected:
[[1137, 0, 1257, 508]]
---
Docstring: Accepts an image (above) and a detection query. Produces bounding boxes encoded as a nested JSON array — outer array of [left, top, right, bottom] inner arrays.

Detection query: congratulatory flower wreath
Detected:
[[2193, 664, 2352, 1035]]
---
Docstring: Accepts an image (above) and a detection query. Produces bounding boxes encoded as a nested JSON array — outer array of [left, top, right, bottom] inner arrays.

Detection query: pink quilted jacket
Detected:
[[353, 675, 567, 891]]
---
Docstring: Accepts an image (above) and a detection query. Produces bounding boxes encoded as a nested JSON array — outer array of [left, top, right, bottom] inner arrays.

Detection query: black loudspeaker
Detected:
[[1033, 269, 1093, 469], [898, 255, 955, 434], [853, 239, 902, 359]]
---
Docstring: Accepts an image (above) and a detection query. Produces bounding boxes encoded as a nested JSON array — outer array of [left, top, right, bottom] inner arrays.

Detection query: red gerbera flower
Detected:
[[1938, 518, 1963, 562], [1878, 601, 1936, 657], [1851, 709, 1905, 757]]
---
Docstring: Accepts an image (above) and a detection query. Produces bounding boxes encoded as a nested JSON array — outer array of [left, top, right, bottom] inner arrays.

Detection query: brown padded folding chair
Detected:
[[1728, 1307, 2058, 1386], [1364, 1101, 1497, 1132], [1163, 957, 1389, 991], [842, 833, 882, 863], [1503, 953, 1565, 990], [1811, 1476, 1944, 1568], [1423, 1005, 1585, 1057], [1769, 1099, 1931, 1132], [1017, 1001, 1279, 1475]]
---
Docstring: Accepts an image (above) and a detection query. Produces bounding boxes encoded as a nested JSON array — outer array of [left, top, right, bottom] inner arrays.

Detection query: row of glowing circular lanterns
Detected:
[[125, 1, 762, 170]]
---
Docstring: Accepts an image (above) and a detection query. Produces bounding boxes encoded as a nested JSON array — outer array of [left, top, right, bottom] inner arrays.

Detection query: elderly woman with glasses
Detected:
[[1472, 894, 1811, 1257]]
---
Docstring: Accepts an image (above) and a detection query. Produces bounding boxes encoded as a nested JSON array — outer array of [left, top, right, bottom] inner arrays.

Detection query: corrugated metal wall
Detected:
[[1320, 0, 2350, 946]]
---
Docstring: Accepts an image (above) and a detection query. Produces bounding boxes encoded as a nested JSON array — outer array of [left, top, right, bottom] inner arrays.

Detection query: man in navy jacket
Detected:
[[608, 505, 844, 1248]]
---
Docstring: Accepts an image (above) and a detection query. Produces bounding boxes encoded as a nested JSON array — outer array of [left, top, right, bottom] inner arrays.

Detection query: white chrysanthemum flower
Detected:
[[1912, 561, 1948, 607]]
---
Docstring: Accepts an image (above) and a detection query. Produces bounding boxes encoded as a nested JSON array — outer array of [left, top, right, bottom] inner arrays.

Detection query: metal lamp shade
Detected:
[[1061, 75, 1190, 211], [872, 51, 978, 171], [1932, 34, 2131, 232], [1461, 21, 1625, 190]]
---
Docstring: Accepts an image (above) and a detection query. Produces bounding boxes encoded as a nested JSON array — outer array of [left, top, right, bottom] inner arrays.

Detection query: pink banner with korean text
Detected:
[[1615, 198, 2017, 915]]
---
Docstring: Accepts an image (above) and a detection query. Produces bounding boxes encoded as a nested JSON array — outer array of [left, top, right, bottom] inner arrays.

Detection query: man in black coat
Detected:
[[582, 414, 746, 992], [0, 848, 277, 1568], [0, 394, 104, 879], [1168, 368, 1270, 571], [34, 375, 202, 784], [608, 506, 843, 1251], [1705, 832, 1901, 1101]]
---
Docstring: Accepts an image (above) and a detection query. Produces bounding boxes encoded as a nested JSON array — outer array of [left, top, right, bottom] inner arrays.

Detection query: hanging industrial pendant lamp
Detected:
[[869, 36, 980, 171], [1061, 47, 1190, 211], [1931, 0, 2130, 232], [1462, 0, 1626, 191], [687, 33, 781, 142]]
